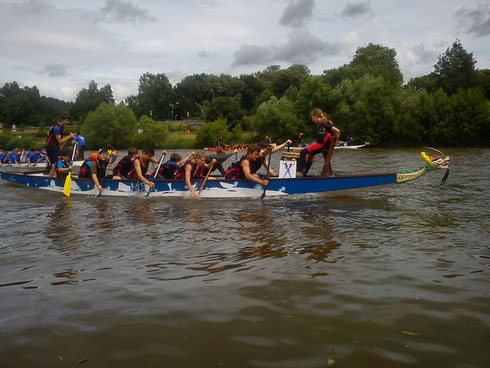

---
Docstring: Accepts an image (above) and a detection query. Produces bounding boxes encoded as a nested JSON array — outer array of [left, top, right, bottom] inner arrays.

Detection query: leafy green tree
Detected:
[[173, 73, 212, 118], [6, 94, 34, 126], [132, 73, 173, 120], [434, 39, 477, 95], [323, 64, 351, 88], [195, 116, 232, 148], [82, 102, 137, 149], [207, 96, 245, 127], [406, 73, 439, 94], [252, 96, 299, 141], [252, 89, 274, 113], [295, 76, 331, 128], [448, 87, 489, 146], [70, 81, 114, 121], [350, 43, 403, 86], [271, 64, 310, 97], [329, 75, 397, 145], [239, 73, 265, 113], [392, 87, 433, 145], [131, 115, 169, 148]]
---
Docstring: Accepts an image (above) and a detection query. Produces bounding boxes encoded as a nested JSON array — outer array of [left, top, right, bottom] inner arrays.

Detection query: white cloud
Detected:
[[0, 0, 488, 101]]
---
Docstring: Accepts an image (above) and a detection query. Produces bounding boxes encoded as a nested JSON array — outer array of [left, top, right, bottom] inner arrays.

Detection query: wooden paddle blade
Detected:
[[63, 173, 71, 197], [197, 162, 214, 198]]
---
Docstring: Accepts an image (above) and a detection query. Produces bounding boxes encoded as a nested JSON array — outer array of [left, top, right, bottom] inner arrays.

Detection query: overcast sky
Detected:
[[0, 0, 488, 102]]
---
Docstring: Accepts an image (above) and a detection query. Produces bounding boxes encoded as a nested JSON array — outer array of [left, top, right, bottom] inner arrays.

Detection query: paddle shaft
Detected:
[[261, 148, 273, 199], [153, 154, 166, 179], [197, 162, 214, 198], [70, 145, 77, 163]]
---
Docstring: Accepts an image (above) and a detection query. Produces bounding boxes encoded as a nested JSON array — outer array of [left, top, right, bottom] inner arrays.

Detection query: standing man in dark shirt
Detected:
[[45, 113, 75, 175]]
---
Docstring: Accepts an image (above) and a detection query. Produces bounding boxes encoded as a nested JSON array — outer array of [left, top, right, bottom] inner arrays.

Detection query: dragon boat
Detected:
[[0, 152, 450, 198]]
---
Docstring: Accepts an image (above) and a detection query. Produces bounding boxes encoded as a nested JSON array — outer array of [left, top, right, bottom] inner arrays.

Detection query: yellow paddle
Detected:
[[63, 172, 72, 197]]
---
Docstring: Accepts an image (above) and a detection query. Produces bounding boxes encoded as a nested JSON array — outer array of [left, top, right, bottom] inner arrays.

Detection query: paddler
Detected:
[[152, 151, 194, 179], [175, 151, 217, 198], [112, 147, 138, 180], [129, 147, 167, 188], [256, 138, 293, 177], [78, 148, 118, 193], [55, 146, 73, 178], [224, 144, 269, 187]]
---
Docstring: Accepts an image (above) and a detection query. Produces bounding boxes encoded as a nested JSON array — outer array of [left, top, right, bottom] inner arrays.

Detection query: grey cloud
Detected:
[[198, 51, 216, 58], [12, 0, 53, 14], [279, 0, 315, 28], [232, 28, 340, 66], [410, 44, 437, 64], [100, 0, 157, 23], [341, 1, 372, 17], [455, 4, 490, 37], [42, 64, 67, 77], [232, 44, 272, 66]]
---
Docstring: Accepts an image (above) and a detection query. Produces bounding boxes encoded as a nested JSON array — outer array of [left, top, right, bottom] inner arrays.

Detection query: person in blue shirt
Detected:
[[38, 148, 47, 163], [152, 151, 193, 179], [72, 130, 86, 160], [55, 147, 73, 178], [7, 148, 21, 164], [0, 149, 8, 164], [26, 148, 41, 166]]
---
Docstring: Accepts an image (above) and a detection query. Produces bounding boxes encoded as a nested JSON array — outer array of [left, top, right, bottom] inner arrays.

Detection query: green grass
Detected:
[[164, 132, 198, 149]]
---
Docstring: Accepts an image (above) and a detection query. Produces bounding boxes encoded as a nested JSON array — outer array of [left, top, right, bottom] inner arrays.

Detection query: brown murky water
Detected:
[[1, 148, 489, 367]]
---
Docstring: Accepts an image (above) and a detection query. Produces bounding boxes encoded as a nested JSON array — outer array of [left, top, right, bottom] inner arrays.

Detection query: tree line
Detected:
[[1, 40, 488, 149]]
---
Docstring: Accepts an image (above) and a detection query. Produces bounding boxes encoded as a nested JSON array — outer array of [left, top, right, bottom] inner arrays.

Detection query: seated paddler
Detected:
[[224, 144, 269, 187], [78, 148, 117, 193], [175, 151, 217, 198]]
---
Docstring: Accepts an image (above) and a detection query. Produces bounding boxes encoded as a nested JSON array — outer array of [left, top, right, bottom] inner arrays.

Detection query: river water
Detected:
[[0, 148, 489, 367]]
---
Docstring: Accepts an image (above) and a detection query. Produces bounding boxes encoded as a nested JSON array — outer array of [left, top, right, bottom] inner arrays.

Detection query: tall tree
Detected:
[[434, 39, 477, 95], [135, 73, 173, 120], [82, 102, 137, 149], [349, 43, 403, 86], [70, 81, 113, 121]]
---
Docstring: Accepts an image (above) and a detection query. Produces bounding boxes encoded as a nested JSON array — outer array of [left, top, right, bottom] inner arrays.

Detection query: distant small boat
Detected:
[[204, 147, 247, 152], [335, 143, 369, 150], [289, 142, 369, 151]]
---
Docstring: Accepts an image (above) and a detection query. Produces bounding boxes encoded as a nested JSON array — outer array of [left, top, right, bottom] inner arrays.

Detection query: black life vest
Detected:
[[78, 158, 107, 178], [46, 122, 64, 147], [152, 161, 179, 179], [224, 155, 248, 180], [113, 155, 133, 177], [175, 160, 202, 180], [316, 121, 334, 144], [128, 156, 149, 179]]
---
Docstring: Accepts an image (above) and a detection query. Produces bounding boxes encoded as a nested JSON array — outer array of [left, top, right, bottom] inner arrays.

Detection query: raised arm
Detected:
[[271, 139, 293, 154]]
